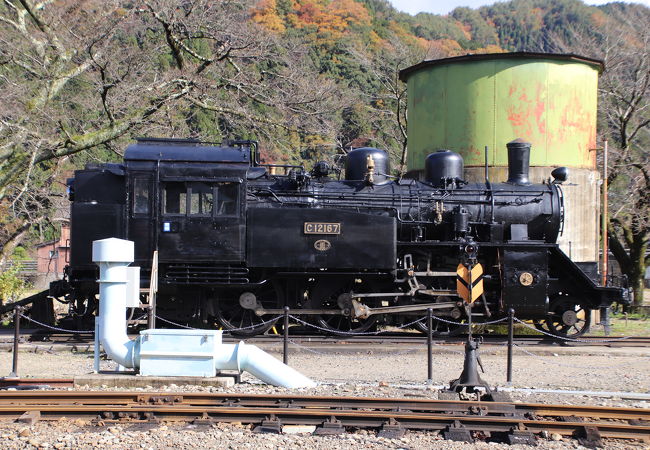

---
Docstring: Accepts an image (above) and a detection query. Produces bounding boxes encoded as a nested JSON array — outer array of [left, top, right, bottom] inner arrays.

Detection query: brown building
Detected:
[[36, 223, 70, 279]]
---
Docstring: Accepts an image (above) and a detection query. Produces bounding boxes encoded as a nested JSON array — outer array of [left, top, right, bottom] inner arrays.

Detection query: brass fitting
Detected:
[[365, 154, 375, 185]]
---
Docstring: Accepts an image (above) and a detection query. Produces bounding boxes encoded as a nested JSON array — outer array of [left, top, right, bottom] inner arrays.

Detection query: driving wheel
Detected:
[[214, 281, 283, 337], [413, 296, 464, 336], [309, 278, 378, 335], [544, 296, 591, 338]]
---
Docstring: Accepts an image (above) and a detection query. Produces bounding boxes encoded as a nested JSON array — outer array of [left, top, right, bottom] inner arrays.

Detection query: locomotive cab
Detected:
[[124, 138, 252, 285]]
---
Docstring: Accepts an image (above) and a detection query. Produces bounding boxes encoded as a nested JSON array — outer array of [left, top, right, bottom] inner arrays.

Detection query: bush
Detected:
[[0, 262, 28, 305]]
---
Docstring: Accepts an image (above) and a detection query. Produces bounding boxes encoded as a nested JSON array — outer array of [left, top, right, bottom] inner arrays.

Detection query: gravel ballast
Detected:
[[0, 420, 646, 450], [1, 345, 649, 448]]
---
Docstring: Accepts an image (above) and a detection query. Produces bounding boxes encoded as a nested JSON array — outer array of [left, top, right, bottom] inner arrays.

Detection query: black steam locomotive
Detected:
[[63, 137, 627, 337]]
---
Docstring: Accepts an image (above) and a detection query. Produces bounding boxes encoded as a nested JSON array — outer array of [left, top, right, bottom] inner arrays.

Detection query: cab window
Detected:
[[133, 178, 149, 215], [163, 182, 238, 217], [189, 183, 213, 216], [216, 183, 238, 216], [163, 182, 187, 215]]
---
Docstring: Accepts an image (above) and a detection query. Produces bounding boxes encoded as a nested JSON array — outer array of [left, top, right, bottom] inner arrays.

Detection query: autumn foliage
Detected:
[[253, 0, 371, 38]]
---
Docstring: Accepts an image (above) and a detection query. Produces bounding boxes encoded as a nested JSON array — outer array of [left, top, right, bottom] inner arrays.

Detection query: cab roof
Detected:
[[124, 138, 251, 164]]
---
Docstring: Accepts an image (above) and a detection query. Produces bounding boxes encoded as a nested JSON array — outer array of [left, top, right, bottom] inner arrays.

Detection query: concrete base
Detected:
[[74, 373, 236, 389]]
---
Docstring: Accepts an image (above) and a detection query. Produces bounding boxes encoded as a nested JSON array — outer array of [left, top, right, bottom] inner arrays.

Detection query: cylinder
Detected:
[[345, 147, 390, 184], [506, 139, 531, 185], [453, 207, 469, 234], [425, 150, 464, 187]]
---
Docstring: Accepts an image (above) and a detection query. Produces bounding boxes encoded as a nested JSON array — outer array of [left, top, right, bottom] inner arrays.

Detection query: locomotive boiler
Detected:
[[63, 137, 627, 337]]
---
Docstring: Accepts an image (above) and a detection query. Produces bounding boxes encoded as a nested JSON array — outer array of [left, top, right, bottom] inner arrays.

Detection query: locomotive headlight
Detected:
[[551, 167, 569, 184], [464, 244, 476, 255]]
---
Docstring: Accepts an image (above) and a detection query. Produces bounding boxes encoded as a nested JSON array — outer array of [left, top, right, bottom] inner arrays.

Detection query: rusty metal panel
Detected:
[[406, 55, 599, 170]]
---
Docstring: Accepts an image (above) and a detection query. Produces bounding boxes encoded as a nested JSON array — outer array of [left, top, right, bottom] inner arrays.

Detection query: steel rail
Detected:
[[0, 404, 647, 441], [0, 392, 648, 442], [2, 391, 650, 418], [6, 331, 650, 347], [235, 334, 650, 347], [0, 379, 74, 389]]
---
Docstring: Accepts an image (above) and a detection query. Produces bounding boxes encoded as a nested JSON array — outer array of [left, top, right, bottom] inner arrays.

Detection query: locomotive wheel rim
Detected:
[[545, 297, 590, 338], [310, 278, 377, 335], [413, 296, 465, 336], [532, 319, 547, 332], [214, 281, 282, 337]]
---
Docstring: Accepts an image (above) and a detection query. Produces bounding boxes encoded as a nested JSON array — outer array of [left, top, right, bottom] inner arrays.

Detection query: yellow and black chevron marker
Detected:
[[456, 262, 484, 304]]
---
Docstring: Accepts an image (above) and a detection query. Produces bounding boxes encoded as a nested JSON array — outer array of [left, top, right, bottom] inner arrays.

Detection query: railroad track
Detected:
[[0, 379, 73, 389], [0, 391, 648, 444], [237, 334, 650, 348], [3, 330, 649, 348]]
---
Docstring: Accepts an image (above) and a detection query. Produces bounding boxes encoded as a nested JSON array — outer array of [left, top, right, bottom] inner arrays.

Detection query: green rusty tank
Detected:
[[399, 53, 604, 264]]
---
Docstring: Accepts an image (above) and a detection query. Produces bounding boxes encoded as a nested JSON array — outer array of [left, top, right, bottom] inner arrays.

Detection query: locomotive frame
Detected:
[[61, 137, 628, 338]]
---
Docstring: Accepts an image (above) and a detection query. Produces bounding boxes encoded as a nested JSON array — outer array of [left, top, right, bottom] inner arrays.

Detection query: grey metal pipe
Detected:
[[92, 237, 315, 389], [213, 341, 316, 388], [93, 238, 139, 369]]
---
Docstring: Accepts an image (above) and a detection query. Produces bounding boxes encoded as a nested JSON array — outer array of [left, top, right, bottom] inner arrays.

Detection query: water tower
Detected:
[[399, 52, 603, 270]]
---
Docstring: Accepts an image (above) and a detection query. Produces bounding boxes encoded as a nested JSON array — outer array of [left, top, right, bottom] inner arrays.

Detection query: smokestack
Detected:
[[506, 138, 531, 185]]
